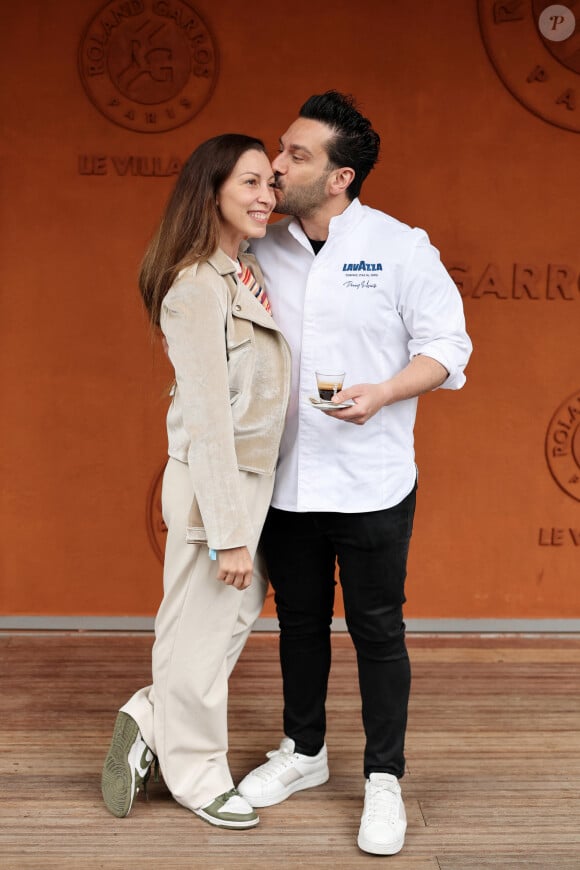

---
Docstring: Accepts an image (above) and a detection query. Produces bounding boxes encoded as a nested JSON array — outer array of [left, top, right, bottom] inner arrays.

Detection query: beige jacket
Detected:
[[160, 248, 291, 551]]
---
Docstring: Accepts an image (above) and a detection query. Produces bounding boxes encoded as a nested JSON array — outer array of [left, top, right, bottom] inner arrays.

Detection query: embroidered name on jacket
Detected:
[[342, 261, 383, 271]]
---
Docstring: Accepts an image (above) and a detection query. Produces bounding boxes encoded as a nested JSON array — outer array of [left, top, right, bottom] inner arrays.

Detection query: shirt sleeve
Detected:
[[160, 277, 255, 550], [398, 229, 472, 390]]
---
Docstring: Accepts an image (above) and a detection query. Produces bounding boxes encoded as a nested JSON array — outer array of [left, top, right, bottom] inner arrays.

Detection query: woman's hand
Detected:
[[216, 546, 253, 590]]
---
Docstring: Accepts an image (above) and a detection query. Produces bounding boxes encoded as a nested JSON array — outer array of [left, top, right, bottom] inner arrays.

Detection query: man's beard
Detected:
[[273, 170, 331, 218]]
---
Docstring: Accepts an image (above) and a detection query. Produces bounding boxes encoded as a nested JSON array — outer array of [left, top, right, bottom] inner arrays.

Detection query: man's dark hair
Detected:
[[299, 90, 380, 200]]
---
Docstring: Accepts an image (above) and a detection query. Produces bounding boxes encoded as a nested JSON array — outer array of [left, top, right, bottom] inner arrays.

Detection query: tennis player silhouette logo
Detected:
[[79, 0, 218, 133]]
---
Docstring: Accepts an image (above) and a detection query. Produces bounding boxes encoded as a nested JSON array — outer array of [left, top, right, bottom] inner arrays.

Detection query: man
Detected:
[[237, 91, 472, 855]]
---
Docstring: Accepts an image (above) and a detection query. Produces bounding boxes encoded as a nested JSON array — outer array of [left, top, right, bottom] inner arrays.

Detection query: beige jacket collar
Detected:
[[207, 247, 281, 334]]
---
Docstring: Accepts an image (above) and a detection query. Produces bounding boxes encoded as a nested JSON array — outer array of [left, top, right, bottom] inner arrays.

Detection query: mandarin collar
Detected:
[[287, 198, 363, 248]]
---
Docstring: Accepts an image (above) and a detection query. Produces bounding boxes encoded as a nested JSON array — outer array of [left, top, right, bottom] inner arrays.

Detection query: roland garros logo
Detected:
[[478, 2, 580, 133], [79, 0, 218, 133], [545, 389, 580, 501], [146, 463, 167, 563]]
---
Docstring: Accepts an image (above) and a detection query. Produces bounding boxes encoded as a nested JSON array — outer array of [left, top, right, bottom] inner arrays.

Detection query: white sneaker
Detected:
[[357, 773, 407, 855], [237, 737, 329, 807]]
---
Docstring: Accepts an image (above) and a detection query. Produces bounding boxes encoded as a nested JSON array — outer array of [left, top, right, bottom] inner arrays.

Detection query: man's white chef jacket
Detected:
[[250, 198, 472, 514]]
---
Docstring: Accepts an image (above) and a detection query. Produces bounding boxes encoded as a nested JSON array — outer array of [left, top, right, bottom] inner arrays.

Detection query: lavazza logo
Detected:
[[342, 260, 383, 272], [478, 2, 580, 133], [342, 260, 383, 290]]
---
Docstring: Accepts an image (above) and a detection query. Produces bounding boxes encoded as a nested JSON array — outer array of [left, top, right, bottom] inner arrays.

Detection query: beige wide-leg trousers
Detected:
[[121, 457, 272, 811]]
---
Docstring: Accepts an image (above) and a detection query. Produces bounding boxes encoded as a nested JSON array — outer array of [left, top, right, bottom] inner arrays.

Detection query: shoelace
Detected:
[[364, 782, 400, 825], [217, 787, 239, 805], [253, 746, 297, 782]]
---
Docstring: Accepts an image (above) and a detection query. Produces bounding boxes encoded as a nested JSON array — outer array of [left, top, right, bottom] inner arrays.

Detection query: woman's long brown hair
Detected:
[[139, 133, 267, 327]]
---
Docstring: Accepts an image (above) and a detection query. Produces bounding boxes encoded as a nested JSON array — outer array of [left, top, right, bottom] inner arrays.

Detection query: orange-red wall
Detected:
[[1, 0, 578, 619]]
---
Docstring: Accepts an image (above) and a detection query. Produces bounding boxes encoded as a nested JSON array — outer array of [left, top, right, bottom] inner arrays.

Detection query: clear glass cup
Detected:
[[315, 371, 345, 401]]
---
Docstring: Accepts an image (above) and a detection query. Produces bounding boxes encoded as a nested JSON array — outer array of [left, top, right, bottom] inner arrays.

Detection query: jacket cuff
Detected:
[[185, 525, 207, 544]]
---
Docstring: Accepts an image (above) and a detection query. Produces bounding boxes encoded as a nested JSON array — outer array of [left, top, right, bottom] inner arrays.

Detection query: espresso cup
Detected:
[[316, 371, 345, 401]]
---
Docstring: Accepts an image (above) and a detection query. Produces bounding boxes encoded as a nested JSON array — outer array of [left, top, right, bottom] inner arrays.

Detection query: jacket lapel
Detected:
[[208, 248, 282, 334]]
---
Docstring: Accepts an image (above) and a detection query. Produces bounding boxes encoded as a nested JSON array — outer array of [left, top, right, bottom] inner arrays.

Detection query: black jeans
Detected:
[[261, 484, 416, 779]]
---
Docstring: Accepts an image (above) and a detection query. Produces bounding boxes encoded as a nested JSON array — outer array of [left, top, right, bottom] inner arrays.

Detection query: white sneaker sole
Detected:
[[193, 807, 260, 829], [239, 766, 330, 808], [357, 830, 405, 856]]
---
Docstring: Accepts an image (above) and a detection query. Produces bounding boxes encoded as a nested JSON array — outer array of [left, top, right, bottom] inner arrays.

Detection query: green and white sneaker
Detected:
[[101, 711, 156, 818], [194, 788, 259, 829]]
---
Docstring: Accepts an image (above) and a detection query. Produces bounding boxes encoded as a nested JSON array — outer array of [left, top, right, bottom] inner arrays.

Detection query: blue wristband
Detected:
[[209, 548, 217, 561]]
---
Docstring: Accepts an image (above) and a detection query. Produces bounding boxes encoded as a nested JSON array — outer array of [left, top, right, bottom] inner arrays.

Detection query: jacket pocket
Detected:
[[227, 332, 254, 398], [186, 495, 207, 543]]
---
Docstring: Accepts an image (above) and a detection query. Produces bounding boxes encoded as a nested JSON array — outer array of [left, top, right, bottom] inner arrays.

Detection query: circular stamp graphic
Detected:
[[545, 389, 580, 501], [145, 463, 276, 605], [79, 0, 218, 133], [478, 1, 580, 133], [146, 463, 167, 563]]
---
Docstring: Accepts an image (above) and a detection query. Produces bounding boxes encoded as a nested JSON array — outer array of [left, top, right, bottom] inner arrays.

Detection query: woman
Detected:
[[101, 135, 291, 829]]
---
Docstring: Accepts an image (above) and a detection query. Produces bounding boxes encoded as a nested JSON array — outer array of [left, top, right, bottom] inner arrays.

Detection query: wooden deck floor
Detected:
[[1, 632, 579, 869]]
